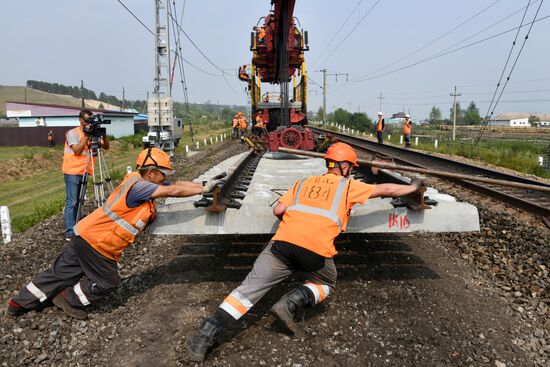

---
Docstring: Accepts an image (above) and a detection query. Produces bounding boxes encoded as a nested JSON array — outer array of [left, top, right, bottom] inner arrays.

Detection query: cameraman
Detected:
[[62, 109, 109, 241]]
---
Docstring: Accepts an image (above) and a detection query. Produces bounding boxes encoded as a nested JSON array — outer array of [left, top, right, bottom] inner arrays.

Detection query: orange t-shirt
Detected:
[[272, 173, 375, 257]]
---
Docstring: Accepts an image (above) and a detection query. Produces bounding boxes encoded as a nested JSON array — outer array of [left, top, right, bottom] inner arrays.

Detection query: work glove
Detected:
[[410, 177, 424, 190]]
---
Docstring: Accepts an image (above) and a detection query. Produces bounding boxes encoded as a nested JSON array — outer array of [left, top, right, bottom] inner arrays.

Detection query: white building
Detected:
[[488, 113, 530, 127], [5, 101, 137, 138]]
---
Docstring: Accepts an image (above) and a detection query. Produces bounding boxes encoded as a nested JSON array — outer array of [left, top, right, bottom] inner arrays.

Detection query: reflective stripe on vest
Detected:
[[102, 175, 142, 236], [286, 176, 349, 229]]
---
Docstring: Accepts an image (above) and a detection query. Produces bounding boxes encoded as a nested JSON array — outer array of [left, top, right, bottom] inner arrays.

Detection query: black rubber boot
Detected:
[[185, 319, 220, 362], [270, 287, 310, 338]]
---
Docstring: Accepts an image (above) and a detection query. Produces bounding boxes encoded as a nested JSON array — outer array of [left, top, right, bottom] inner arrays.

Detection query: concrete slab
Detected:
[[152, 153, 480, 235]]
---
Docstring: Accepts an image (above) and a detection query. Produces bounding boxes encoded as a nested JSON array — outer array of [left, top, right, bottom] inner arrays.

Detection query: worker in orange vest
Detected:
[[62, 109, 109, 242], [185, 142, 423, 362], [237, 112, 248, 138], [252, 112, 266, 137], [403, 114, 412, 148], [231, 114, 239, 139], [255, 26, 266, 45], [238, 64, 250, 82], [5, 148, 224, 320], [376, 112, 385, 144]]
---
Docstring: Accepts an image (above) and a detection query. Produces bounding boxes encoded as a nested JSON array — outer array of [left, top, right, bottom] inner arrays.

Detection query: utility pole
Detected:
[[122, 86, 125, 111], [24, 87, 27, 103], [80, 80, 85, 108], [318, 68, 349, 123], [377, 92, 384, 112], [450, 85, 461, 141]]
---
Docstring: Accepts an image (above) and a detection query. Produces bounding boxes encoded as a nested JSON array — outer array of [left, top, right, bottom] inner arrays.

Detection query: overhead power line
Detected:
[[311, 0, 363, 66], [350, 0, 541, 82], [335, 13, 550, 85], [363, 0, 502, 80], [318, 0, 381, 66]]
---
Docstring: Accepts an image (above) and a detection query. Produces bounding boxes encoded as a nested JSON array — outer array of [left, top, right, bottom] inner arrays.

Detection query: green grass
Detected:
[[379, 133, 550, 179], [0, 144, 141, 233]]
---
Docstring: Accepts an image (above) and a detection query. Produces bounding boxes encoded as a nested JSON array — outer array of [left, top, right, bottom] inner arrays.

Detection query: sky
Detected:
[[1, 0, 549, 120]]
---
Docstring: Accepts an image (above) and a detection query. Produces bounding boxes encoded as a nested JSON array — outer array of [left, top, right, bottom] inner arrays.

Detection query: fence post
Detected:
[[435, 139, 438, 148], [196, 141, 200, 150], [415, 137, 418, 146], [203, 139, 207, 146], [185, 145, 189, 153], [400, 135, 403, 144], [1, 206, 12, 244]]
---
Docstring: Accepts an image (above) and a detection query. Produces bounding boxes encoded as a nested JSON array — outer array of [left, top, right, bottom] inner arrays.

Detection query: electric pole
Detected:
[[122, 86, 125, 111], [80, 80, 85, 108], [377, 92, 384, 112], [318, 68, 349, 123], [450, 85, 461, 141]]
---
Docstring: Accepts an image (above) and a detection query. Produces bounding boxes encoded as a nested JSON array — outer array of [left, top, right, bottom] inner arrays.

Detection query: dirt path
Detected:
[[1, 141, 548, 366]]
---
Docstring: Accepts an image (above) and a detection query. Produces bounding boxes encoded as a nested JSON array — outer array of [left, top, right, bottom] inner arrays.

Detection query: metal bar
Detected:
[[279, 147, 550, 193], [206, 150, 262, 212]]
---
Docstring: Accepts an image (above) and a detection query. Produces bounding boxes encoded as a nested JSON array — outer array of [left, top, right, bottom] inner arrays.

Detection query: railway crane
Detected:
[[239, 0, 314, 151]]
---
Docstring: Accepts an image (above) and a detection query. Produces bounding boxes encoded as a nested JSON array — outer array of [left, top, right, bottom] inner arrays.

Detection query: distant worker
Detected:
[[263, 92, 270, 103], [237, 112, 248, 138], [252, 112, 266, 137], [231, 115, 239, 139], [255, 26, 266, 45], [5, 148, 224, 320], [47, 130, 55, 147], [185, 143, 424, 362], [62, 109, 109, 242], [238, 64, 250, 82], [376, 112, 385, 144], [403, 114, 412, 148]]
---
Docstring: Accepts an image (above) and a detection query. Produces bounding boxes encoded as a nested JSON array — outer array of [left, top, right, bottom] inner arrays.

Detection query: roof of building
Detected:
[[391, 112, 407, 119], [5, 101, 137, 118], [491, 112, 550, 121]]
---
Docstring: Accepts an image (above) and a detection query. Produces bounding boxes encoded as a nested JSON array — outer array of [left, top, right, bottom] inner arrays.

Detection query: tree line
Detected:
[[316, 106, 374, 131], [25, 80, 245, 125], [428, 101, 482, 125]]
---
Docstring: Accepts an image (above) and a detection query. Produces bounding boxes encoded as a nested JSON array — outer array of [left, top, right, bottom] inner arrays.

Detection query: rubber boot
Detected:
[[185, 319, 220, 362], [270, 288, 309, 338], [52, 293, 88, 320]]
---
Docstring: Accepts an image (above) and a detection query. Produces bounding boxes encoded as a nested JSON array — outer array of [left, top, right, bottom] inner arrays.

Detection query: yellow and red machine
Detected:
[[239, 0, 314, 151]]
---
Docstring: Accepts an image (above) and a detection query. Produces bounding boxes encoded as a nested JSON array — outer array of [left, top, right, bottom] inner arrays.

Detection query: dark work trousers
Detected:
[[12, 236, 119, 310], [376, 131, 384, 144]]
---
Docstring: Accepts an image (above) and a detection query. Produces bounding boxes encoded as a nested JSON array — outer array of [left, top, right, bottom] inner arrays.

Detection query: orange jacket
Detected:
[[258, 27, 266, 39], [74, 172, 156, 261], [239, 117, 248, 130], [232, 118, 239, 128], [273, 175, 350, 257], [376, 118, 384, 132], [403, 121, 412, 135], [62, 127, 94, 175]]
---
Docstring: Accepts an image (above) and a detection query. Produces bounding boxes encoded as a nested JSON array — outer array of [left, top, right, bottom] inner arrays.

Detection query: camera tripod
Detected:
[[75, 137, 114, 220]]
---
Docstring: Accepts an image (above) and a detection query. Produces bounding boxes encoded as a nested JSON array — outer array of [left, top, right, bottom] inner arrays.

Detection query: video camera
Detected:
[[85, 114, 111, 139]]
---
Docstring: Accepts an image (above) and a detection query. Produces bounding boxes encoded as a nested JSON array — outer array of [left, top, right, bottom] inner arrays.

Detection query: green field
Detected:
[[0, 143, 142, 233]]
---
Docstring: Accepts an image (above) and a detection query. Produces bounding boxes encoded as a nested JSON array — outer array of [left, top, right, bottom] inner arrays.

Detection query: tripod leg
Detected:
[[76, 153, 91, 221]]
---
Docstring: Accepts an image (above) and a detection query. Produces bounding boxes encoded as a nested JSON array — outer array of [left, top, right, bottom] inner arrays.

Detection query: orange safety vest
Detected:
[[239, 118, 247, 130], [258, 27, 266, 39], [62, 127, 94, 175], [232, 118, 239, 128], [377, 118, 384, 132], [403, 121, 412, 135], [74, 172, 156, 261], [272, 175, 351, 258]]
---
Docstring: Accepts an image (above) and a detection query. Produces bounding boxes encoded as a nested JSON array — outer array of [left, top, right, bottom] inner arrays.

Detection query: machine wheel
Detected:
[[279, 128, 302, 149]]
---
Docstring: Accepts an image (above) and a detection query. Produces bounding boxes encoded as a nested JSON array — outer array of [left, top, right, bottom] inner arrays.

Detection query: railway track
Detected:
[[310, 126, 550, 224]]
